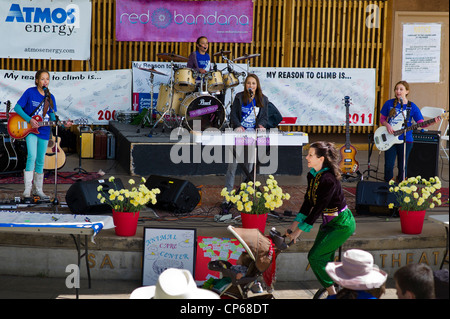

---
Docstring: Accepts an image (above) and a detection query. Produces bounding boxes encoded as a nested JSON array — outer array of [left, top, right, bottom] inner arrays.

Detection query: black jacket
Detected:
[[229, 92, 269, 129]]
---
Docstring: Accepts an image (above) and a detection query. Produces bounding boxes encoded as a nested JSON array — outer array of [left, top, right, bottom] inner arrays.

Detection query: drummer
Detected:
[[187, 36, 211, 75]]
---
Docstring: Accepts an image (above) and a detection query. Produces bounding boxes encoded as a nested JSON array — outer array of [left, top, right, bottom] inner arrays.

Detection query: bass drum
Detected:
[[181, 93, 225, 131]]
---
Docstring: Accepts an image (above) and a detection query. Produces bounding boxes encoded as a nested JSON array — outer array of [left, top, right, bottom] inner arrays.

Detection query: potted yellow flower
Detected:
[[221, 175, 290, 233], [388, 176, 442, 234], [97, 176, 160, 236]]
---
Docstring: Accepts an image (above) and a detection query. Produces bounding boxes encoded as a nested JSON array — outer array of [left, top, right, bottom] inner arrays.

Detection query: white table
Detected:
[[0, 211, 114, 298], [429, 215, 449, 269]]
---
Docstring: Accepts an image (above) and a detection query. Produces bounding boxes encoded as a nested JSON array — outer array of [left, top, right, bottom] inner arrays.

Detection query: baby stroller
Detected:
[[208, 225, 290, 299]]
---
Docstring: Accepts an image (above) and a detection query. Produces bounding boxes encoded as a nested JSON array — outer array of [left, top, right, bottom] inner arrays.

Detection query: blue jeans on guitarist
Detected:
[[384, 142, 413, 183]]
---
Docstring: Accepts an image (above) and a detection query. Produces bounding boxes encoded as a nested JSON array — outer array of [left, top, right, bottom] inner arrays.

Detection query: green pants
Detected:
[[308, 209, 356, 288]]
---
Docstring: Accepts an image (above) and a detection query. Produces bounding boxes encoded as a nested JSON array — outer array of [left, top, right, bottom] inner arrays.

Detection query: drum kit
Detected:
[[137, 50, 260, 132]]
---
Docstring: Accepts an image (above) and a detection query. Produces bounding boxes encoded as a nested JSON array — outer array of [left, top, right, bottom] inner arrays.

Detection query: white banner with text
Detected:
[[0, 69, 131, 125]]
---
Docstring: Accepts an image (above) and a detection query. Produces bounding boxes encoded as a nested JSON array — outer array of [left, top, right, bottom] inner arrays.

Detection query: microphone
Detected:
[[43, 86, 50, 98], [248, 88, 253, 96], [399, 97, 403, 106]]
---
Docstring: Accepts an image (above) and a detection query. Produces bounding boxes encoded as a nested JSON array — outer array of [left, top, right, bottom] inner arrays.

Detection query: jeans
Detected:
[[384, 142, 413, 182], [25, 133, 48, 174]]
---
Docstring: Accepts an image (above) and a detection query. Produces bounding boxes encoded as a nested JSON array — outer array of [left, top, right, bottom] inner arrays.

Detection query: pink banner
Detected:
[[116, 0, 253, 43]]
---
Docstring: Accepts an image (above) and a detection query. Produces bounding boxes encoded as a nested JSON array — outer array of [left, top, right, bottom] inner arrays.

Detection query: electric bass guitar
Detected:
[[374, 112, 448, 151], [7, 113, 87, 139], [339, 96, 359, 174], [43, 135, 66, 170]]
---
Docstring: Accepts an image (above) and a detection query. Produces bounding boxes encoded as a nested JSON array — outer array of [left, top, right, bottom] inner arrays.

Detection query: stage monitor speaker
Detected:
[[407, 131, 439, 179], [355, 181, 398, 215], [66, 178, 124, 214], [145, 175, 200, 214]]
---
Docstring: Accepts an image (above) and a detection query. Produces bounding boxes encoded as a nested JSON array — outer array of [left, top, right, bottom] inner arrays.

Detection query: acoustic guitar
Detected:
[[7, 113, 87, 139], [374, 112, 448, 151], [339, 96, 359, 174], [43, 135, 66, 170], [0, 101, 19, 172]]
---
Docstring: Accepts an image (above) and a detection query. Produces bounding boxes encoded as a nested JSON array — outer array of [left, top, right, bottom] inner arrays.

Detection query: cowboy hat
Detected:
[[325, 249, 387, 291], [130, 268, 219, 299]]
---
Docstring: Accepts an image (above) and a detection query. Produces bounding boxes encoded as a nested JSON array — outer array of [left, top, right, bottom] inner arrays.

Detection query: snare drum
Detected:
[[174, 68, 196, 92], [206, 71, 224, 93], [223, 72, 240, 88], [180, 93, 225, 131], [156, 84, 186, 116]]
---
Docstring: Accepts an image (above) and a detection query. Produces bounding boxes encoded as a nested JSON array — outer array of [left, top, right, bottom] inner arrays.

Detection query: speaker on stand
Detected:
[[407, 130, 440, 179]]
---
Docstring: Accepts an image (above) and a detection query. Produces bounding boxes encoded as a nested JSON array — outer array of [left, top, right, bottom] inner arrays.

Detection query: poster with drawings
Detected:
[[142, 227, 196, 286]]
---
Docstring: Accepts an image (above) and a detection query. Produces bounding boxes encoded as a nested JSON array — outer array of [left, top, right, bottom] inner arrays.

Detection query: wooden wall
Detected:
[[0, 0, 391, 135]]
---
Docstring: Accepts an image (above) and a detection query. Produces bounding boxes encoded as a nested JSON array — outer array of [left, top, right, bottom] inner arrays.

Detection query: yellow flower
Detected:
[[388, 203, 394, 209], [108, 176, 115, 182], [404, 197, 410, 203], [220, 187, 228, 196], [97, 185, 103, 191], [128, 179, 135, 185]]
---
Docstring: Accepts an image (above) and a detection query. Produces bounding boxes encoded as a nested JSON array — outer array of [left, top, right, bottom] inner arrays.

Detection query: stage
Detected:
[[109, 121, 305, 177], [0, 135, 448, 285]]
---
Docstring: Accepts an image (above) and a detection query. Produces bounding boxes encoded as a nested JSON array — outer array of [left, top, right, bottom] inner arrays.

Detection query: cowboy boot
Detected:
[[33, 172, 50, 200], [23, 170, 34, 198]]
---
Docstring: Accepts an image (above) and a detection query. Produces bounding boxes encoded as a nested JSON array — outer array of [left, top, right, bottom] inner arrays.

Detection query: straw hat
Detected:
[[130, 268, 219, 299], [325, 249, 387, 291]]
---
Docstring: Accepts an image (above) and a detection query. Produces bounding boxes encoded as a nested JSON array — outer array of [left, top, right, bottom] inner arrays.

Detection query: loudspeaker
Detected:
[[355, 181, 398, 215], [66, 178, 124, 214], [145, 175, 200, 214], [407, 131, 439, 179]]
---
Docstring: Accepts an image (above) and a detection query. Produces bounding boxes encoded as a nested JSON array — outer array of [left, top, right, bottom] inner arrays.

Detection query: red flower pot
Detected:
[[240, 212, 268, 234], [112, 210, 140, 236], [399, 210, 426, 234]]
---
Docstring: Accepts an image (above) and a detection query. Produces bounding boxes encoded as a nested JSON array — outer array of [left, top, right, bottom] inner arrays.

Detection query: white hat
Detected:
[[325, 249, 387, 291], [130, 268, 219, 299]]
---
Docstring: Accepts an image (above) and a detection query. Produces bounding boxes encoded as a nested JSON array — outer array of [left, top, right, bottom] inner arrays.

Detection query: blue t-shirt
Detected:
[[380, 99, 423, 143], [16, 87, 56, 140], [196, 51, 210, 71], [240, 99, 259, 129]]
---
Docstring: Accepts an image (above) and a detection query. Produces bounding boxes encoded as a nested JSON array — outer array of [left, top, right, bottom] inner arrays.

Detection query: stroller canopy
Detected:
[[228, 226, 273, 273]]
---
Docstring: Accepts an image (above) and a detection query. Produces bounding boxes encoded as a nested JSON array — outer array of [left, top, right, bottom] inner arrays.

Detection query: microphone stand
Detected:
[[400, 101, 411, 182], [52, 114, 60, 211]]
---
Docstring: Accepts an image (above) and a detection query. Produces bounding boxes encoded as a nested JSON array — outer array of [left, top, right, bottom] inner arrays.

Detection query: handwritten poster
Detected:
[[0, 69, 132, 124], [142, 227, 196, 286], [195, 236, 245, 282]]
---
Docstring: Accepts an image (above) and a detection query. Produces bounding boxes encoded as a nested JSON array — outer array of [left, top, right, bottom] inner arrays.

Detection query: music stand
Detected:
[[362, 133, 383, 181], [67, 125, 89, 177]]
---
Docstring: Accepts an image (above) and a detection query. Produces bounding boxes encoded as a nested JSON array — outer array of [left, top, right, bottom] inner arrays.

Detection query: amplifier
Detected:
[[408, 130, 440, 179]]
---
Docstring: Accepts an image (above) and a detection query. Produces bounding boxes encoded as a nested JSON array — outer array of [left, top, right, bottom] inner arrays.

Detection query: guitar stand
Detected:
[[362, 133, 383, 181]]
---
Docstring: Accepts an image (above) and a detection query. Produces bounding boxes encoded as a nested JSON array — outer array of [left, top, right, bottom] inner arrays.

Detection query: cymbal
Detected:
[[233, 53, 261, 62], [138, 67, 167, 76], [157, 53, 188, 62], [213, 50, 232, 57]]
